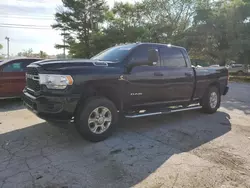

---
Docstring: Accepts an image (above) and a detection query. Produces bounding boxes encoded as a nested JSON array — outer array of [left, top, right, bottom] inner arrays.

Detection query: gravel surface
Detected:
[[0, 82, 250, 188]]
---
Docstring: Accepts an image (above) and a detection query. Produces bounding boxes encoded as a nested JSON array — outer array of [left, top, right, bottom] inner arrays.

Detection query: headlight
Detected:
[[39, 74, 73, 89]]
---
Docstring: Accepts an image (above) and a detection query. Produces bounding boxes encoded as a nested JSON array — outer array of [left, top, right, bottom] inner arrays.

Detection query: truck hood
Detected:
[[31, 59, 117, 71]]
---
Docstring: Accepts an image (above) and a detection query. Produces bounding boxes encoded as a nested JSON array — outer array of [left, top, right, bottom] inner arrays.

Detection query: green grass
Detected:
[[229, 75, 250, 83]]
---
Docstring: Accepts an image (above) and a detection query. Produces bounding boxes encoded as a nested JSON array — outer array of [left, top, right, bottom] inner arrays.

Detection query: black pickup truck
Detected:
[[22, 43, 229, 142]]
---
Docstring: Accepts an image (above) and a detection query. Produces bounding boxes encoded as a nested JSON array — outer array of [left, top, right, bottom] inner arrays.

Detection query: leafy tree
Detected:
[[139, 0, 197, 43], [187, 0, 250, 65], [39, 51, 48, 58], [101, 2, 146, 46], [56, 53, 66, 59], [52, 0, 108, 58], [18, 49, 33, 57], [0, 44, 4, 59], [54, 30, 70, 58], [52, 0, 250, 66], [17, 49, 49, 58]]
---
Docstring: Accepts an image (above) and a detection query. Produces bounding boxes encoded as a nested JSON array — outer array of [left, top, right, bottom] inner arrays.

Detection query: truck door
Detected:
[[124, 44, 165, 108], [159, 46, 195, 102]]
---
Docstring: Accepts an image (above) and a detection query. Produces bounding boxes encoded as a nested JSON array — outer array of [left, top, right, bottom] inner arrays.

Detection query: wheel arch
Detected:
[[208, 81, 220, 90], [208, 81, 220, 93], [73, 83, 121, 117]]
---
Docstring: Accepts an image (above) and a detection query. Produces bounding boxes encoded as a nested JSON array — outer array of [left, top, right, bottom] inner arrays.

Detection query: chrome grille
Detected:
[[26, 67, 40, 92]]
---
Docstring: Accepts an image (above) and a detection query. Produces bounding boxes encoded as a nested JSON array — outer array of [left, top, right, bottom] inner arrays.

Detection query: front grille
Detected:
[[26, 79, 40, 92], [26, 67, 40, 92], [23, 94, 33, 108]]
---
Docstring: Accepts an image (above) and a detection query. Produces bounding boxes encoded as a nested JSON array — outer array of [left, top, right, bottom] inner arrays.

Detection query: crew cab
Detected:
[[0, 58, 42, 99], [22, 43, 229, 142]]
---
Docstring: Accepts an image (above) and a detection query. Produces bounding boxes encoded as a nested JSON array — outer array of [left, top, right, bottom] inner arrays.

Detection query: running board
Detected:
[[125, 105, 202, 118]]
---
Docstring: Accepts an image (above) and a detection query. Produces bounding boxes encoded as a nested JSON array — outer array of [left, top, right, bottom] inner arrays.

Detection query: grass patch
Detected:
[[229, 75, 250, 83]]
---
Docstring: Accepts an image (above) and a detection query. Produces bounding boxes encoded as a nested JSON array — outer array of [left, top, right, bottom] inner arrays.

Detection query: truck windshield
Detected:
[[91, 44, 137, 62]]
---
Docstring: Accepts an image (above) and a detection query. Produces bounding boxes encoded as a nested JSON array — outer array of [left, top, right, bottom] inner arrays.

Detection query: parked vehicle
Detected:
[[227, 64, 248, 75], [210, 64, 220, 67], [22, 43, 229, 142], [0, 58, 42, 99], [191, 59, 210, 67]]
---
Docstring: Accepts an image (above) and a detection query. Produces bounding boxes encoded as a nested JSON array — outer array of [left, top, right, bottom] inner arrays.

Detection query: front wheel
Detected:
[[75, 97, 118, 142], [201, 86, 221, 114]]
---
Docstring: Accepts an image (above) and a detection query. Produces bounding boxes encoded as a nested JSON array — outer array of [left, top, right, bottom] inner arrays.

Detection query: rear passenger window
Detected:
[[160, 47, 186, 67]]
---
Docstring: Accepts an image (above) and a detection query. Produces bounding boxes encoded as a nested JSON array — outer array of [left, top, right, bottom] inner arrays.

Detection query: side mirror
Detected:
[[148, 49, 159, 65]]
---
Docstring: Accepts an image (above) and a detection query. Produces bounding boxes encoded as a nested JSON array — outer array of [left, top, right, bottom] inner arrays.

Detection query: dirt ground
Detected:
[[0, 82, 250, 188]]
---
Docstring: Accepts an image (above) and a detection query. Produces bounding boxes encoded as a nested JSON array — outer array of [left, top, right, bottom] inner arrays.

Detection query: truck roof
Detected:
[[138, 42, 184, 48], [116, 42, 185, 50]]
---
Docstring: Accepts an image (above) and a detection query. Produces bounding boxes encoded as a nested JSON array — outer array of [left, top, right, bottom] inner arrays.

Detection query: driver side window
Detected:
[[128, 45, 160, 66]]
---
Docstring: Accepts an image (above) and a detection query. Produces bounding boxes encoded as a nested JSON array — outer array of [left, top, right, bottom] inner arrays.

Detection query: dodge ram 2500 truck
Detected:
[[22, 43, 229, 142]]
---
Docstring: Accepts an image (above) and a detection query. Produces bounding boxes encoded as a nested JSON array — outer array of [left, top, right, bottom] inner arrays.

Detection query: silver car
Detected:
[[227, 64, 248, 75]]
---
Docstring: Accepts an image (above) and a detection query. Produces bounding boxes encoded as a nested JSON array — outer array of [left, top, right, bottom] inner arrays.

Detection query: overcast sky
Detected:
[[0, 0, 133, 56]]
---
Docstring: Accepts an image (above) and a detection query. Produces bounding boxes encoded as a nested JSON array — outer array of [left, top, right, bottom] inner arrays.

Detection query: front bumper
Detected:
[[22, 90, 79, 121], [223, 86, 229, 95]]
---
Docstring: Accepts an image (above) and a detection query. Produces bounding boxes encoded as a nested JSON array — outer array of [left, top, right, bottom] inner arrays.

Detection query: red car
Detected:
[[0, 58, 42, 99]]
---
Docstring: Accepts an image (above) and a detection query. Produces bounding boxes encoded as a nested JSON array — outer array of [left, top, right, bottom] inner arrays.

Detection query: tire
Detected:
[[75, 97, 118, 142], [201, 86, 221, 114]]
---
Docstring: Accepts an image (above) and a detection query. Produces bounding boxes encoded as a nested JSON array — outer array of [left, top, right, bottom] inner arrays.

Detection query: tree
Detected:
[[0, 44, 3, 50], [187, 0, 250, 65], [100, 2, 146, 47], [52, 0, 250, 65], [39, 51, 48, 58], [103, 0, 196, 45], [17, 49, 33, 57], [52, 0, 108, 58], [56, 54, 66, 59], [17, 49, 49, 58]]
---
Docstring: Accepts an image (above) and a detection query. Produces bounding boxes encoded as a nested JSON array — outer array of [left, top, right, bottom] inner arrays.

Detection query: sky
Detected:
[[0, 0, 133, 57]]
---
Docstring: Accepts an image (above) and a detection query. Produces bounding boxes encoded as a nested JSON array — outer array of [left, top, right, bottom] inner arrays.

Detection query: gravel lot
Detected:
[[0, 82, 250, 188]]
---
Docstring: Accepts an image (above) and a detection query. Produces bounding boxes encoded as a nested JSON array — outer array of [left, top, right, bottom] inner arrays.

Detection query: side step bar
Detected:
[[125, 105, 202, 118]]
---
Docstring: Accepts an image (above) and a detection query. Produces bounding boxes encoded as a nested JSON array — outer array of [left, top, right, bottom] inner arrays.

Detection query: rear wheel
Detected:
[[75, 97, 118, 142], [201, 86, 220, 114]]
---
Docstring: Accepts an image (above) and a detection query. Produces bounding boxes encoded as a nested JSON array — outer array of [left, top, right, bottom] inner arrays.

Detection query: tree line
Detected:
[[17, 49, 48, 58], [17, 49, 66, 59], [52, 0, 250, 66]]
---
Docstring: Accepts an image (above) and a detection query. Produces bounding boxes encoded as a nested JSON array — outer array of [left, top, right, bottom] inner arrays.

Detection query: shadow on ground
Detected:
[[0, 110, 231, 188], [0, 98, 24, 112]]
